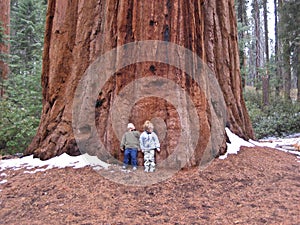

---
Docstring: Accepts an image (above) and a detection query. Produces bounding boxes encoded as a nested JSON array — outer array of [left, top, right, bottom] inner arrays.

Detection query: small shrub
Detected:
[[244, 91, 300, 139], [0, 74, 42, 155]]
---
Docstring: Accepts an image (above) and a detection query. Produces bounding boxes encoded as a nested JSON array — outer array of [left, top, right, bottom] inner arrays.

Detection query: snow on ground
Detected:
[[219, 128, 255, 159], [0, 153, 109, 174], [249, 139, 300, 156], [220, 128, 300, 159], [0, 128, 299, 183]]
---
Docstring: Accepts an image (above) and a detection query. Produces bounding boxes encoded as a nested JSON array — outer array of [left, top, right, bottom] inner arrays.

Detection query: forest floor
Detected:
[[0, 146, 300, 225]]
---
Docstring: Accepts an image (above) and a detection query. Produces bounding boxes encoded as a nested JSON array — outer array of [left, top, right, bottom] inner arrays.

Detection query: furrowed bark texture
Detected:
[[26, 0, 254, 167], [203, 0, 253, 139]]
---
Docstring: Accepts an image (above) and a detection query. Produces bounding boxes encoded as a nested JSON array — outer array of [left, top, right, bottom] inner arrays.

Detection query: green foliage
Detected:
[[279, 0, 300, 46], [0, 101, 41, 155], [0, 21, 5, 44], [244, 91, 300, 139], [0, 62, 42, 155], [0, 21, 8, 63], [10, 0, 46, 75], [0, 0, 46, 155]]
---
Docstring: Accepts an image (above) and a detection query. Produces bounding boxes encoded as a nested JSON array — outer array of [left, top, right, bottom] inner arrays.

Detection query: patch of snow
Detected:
[[0, 179, 7, 184], [249, 139, 300, 156], [219, 128, 254, 159], [285, 133, 300, 138], [248, 139, 278, 148], [0, 173, 7, 177], [24, 168, 48, 174], [120, 169, 132, 173], [220, 128, 300, 160], [0, 153, 110, 173]]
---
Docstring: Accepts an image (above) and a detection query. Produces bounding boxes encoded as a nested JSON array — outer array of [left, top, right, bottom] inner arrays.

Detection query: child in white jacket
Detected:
[[139, 121, 160, 172]]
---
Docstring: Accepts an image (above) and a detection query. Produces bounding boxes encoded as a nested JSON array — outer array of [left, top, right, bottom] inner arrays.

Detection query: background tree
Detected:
[[273, 0, 281, 97], [0, 0, 46, 155], [10, 0, 46, 76], [236, 0, 249, 88], [278, 0, 290, 100], [25, 0, 254, 167], [0, 0, 10, 98], [262, 0, 269, 106], [253, 0, 263, 90], [239, 0, 300, 138], [278, 0, 299, 101]]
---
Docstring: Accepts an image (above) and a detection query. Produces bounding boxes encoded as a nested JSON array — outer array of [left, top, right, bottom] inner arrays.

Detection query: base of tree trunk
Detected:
[[25, 0, 254, 168]]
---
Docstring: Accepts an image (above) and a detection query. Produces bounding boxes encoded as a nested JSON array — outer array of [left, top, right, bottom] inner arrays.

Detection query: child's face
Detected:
[[147, 127, 153, 133]]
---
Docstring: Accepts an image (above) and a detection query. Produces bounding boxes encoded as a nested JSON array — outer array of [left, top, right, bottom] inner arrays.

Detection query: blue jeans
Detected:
[[123, 148, 138, 167]]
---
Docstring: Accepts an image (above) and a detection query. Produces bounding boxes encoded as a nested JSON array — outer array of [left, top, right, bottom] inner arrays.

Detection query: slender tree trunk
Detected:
[[278, 0, 284, 96], [237, 0, 248, 88], [282, 44, 291, 100], [26, 0, 254, 166], [262, 0, 269, 106], [297, 45, 300, 102], [274, 0, 280, 97], [278, 0, 291, 100], [248, 38, 256, 86], [0, 0, 10, 97], [253, 0, 261, 90]]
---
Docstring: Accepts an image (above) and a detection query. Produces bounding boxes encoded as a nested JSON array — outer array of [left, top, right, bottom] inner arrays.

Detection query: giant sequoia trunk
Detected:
[[0, 0, 10, 97], [26, 0, 254, 168]]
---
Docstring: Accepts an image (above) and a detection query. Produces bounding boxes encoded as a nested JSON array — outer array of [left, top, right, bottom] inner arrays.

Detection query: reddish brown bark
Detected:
[[0, 0, 10, 97], [203, 0, 253, 139], [26, 0, 254, 167]]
